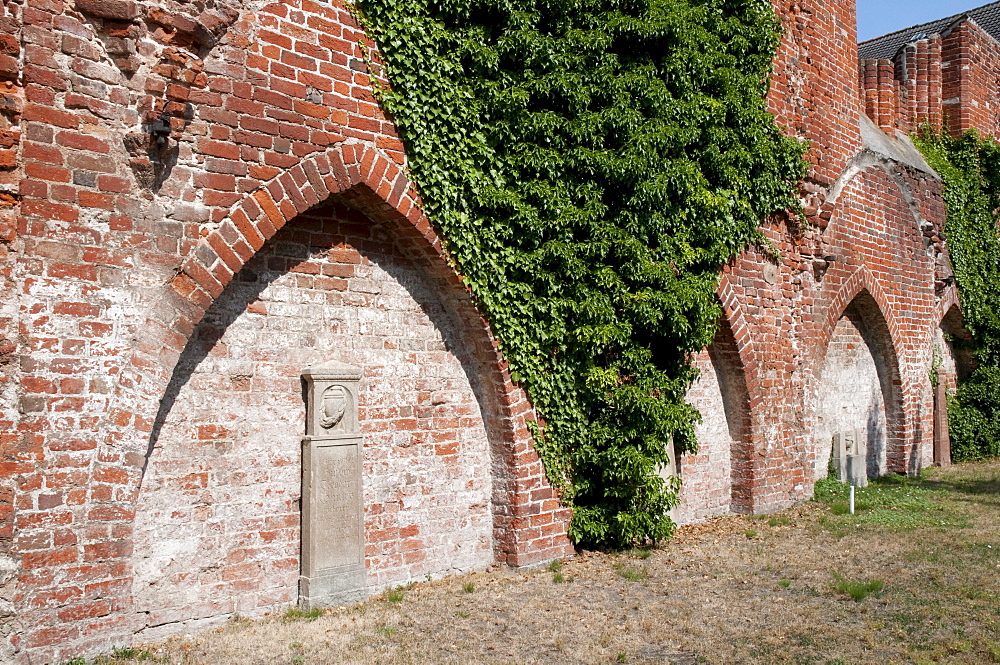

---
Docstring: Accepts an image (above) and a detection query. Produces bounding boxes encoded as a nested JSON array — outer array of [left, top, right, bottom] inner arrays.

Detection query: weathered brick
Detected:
[[7, 3, 970, 663]]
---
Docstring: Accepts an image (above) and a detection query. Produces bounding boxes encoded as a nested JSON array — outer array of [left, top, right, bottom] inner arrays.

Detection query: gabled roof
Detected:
[[859, 1, 1000, 60]]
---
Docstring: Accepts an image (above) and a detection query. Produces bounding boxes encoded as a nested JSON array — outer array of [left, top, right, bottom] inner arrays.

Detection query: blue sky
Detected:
[[857, 1, 987, 41]]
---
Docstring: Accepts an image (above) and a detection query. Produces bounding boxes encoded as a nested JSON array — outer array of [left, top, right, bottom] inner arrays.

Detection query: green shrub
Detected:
[[915, 131, 1000, 462], [357, 0, 806, 547]]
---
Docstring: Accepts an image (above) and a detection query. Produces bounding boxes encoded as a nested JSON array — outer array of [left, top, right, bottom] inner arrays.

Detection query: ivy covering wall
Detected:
[[916, 131, 1000, 462], [356, 0, 806, 546]]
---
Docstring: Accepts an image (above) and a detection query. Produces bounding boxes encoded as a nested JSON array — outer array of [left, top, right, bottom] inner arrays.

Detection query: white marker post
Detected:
[[849, 485, 855, 515]]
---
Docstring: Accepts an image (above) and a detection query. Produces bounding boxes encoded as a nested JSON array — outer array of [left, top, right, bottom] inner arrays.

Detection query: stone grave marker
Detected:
[[299, 360, 366, 609], [832, 429, 867, 488]]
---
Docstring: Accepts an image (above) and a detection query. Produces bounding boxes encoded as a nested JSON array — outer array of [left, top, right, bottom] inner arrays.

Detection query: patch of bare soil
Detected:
[[100, 462, 1000, 665]]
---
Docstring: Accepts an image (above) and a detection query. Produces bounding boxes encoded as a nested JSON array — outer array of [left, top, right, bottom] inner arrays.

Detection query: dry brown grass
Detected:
[[90, 461, 1000, 665]]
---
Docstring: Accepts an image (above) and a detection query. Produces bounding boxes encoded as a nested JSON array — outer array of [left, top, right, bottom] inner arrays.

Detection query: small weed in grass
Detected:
[[829, 501, 850, 515], [987, 642, 1000, 662], [462, 581, 475, 593], [832, 574, 884, 601], [289, 641, 305, 665], [627, 546, 654, 559], [91, 648, 165, 664], [613, 563, 649, 582], [386, 587, 405, 603], [456, 610, 470, 618], [547, 559, 563, 573], [552, 572, 565, 583], [284, 607, 323, 622], [744, 528, 758, 539], [376, 625, 397, 637], [63, 660, 88, 665], [768, 516, 792, 527], [112, 648, 141, 660], [616, 652, 628, 663], [778, 579, 791, 588]]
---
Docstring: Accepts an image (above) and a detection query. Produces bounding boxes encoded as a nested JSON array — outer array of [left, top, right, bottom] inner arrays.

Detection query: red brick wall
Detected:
[[859, 17, 1000, 139], [771, 0, 861, 188], [860, 58, 902, 134], [670, 0, 951, 522], [942, 20, 1000, 138], [0, 0, 21, 658], [7, 0, 572, 661], [0, 0, 967, 660]]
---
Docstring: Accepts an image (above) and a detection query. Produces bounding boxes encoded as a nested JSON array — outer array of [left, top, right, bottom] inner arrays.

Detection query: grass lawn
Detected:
[[68, 461, 1000, 665]]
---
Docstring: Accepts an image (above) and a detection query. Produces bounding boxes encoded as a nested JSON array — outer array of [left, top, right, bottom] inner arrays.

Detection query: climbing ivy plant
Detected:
[[355, 0, 806, 546], [915, 131, 1000, 462]]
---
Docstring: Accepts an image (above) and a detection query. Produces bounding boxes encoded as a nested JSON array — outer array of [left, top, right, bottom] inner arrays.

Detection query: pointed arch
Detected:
[[709, 315, 754, 513], [98, 142, 572, 579], [674, 278, 756, 522], [813, 273, 906, 478], [937, 302, 974, 383], [822, 152, 938, 247]]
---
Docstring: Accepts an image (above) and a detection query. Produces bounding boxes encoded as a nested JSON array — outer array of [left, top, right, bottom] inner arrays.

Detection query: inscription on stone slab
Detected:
[[313, 442, 362, 571]]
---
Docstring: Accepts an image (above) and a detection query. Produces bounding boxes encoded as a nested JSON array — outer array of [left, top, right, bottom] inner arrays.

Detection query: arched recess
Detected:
[[931, 303, 972, 467], [677, 307, 754, 522], [92, 143, 570, 636], [937, 304, 974, 386], [814, 287, 905, 480], [822, 153, 938, 251]]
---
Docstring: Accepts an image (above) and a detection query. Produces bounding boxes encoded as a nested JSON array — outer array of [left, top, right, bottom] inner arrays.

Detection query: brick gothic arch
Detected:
[[675, 279, 756, 522], [716, 274, 763, 514], [708, 315, 754, 514], [715, 280, 757, 513], [813, 271, 907, 478], [937, 303, 974, 383], [94, 142, 571, 595]]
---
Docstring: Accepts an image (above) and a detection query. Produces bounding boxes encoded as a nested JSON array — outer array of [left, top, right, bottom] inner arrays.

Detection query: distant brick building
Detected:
[[859, 0, 1000, 138], [0, 0, 991, 662]]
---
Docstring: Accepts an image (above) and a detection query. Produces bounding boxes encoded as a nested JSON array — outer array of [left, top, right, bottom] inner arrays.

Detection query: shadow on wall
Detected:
[[143, 197, 494, 482], [143, 256, 276, 478], [674, 316, 752, 523], [940, 304, 974, 382], [865, 387, 886, 479]]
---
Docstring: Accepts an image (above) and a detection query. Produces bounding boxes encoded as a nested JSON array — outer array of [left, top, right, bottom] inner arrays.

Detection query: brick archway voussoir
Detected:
[[934, 286, 961, 326], [717, 275, 760, 394], [819, 267, 904, 356], [157, 144, 433, 341]]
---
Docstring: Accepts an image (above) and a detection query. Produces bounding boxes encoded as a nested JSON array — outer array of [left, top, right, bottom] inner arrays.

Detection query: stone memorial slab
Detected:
[[831, 431, 848, 483], [832, 429, 867, 487], [299, 360, 366, 609]]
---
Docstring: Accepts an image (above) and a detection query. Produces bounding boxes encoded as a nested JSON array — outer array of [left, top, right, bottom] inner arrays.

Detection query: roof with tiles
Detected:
[[859, 0, 1000, 59]]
